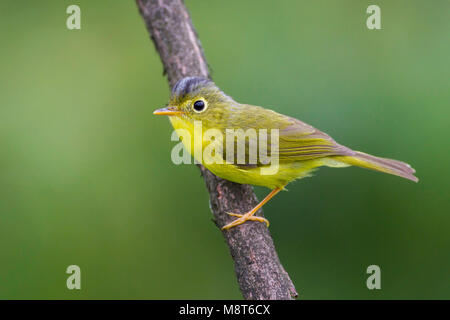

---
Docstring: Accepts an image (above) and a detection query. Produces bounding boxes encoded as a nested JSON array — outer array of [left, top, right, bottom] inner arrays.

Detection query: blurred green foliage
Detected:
[[0, 0, 448, 299]]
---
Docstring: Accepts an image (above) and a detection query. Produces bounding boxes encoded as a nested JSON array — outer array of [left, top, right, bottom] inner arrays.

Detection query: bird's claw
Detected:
[[221, 212, 270, 230]]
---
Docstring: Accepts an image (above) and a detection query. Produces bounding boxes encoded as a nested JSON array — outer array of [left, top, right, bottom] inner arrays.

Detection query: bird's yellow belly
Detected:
[[204, 161, 319, 189], [168, 115, 337, 189]]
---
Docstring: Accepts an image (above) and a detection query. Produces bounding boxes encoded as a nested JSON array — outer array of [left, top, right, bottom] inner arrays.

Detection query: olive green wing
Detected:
[[221, 104, 353, 166], [276, 117, 354, 162]]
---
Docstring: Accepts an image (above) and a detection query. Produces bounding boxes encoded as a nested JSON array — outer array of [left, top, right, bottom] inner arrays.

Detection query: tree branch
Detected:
[[136, 0, 297, 300]]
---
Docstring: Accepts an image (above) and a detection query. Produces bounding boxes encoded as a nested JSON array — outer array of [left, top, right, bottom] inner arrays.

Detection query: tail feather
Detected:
[[333, 151, 418, 182]]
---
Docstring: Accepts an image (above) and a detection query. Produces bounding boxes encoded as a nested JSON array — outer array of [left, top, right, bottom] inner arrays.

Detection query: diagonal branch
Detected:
[[136, 0, 297, 300]]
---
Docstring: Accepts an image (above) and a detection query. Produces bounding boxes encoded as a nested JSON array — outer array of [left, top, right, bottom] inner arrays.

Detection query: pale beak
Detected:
[[153, 106, 184, 116]]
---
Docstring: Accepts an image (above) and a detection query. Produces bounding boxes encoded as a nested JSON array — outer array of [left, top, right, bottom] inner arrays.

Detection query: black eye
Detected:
[[193, 100, 205, 112]]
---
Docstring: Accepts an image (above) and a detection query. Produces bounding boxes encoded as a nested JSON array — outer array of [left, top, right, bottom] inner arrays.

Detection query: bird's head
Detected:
[[153, 77, 235, 124]]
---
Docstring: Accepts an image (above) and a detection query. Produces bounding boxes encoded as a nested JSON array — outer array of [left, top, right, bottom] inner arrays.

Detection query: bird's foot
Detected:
[[221, 212, 270, 230]]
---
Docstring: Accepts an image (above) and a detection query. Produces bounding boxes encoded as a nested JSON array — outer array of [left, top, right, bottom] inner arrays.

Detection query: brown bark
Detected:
[[136, 0, 297, 300]]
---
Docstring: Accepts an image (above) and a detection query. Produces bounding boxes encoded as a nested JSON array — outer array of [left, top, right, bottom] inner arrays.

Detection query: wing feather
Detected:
[[219, 105, 354, 166]]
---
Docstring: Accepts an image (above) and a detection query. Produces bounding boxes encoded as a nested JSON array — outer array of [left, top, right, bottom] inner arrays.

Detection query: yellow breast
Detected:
[[168, 116, 321, 189]]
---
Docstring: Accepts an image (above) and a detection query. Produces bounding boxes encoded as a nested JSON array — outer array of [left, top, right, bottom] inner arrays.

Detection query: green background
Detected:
[[0, 0, 448, 299]]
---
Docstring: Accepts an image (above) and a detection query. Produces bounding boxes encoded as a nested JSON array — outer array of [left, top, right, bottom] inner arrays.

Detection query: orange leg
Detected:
[[222, 187, 283, 230]]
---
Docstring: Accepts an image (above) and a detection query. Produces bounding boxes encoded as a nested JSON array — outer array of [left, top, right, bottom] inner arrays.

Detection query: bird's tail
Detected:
[[333, 151, 418, 182]]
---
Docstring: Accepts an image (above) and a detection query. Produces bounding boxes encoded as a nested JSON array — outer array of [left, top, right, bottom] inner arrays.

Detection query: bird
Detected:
[[153, 77, 418, 230]]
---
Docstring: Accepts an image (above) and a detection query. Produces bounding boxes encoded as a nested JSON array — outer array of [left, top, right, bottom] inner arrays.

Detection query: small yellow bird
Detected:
[[154, 77, 418, 230]]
